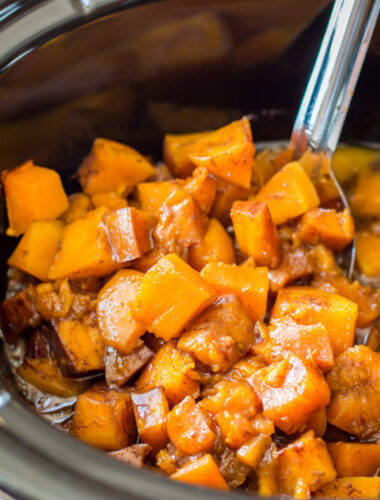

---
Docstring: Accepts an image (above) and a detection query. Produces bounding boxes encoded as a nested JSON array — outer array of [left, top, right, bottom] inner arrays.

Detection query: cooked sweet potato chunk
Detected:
[[210, 178, 249, 226], [255, 162, 320, 225], [108, 444, 151, 467], [136, 342, 200, 405], [171, 454, 229, 490], [326, 345, 380, 441], [277, 431, 336, 495], [70, 384, 135, 451], [231, 201, 280, 268], [91, 191, 127, 210], [8, 221, 64, 281], [249, 353, 330, 434], [103, 207, 153, 263], [132, 254, 215, 340], [166, 396, 214, 455], [52, 319, 105, 374], [201, 262, 269, 322], [188, 218, 235, 271], [105, 344, 153, 387], [183, 166, 217, 214], [49, 208, 119, 280], [270, 287, 358, 356], [132, 387, 169, 452], [164, 130, 211, 178], [236, 435, 272, 469], [97, 270, 146, 354], [2, 160, 69, 236], [0, 286, 41, 341], [78, 138, 155, 195], [178, 295, 254, 373], [186, 117, 254, 189], [327, 442, 380, 478], [62, 193, 91, 223], [137, 180, 180, 216], [314, 477, 380, 498], [356, 231, 380, 277], [298, 208, 354, 251]]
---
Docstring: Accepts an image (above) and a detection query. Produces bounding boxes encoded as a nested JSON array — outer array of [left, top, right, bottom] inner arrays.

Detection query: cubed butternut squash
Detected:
[[137, 180, 180, 215], [8, 221, 64, 281], [326, 345, 380, 441], [97, 269, 146, 354], [171, 454, 229, 490], [298, 208, 354, 251], [132, 246, 166, 273], [327, 442, 380, 478], [78, 138, 155, 195], [249, 353, 330, 434], [231, 201, 280, 268], [105, 344, 153, 387], [0, 286, 41, 342], [305, 407, 327, 438], [350, 171, 380, 217], [49, 208, 119, 280], [356, 231, 380, 277], [332, 146, 377, 184], [277, 431, 336, 494], [132, 254, 215, 340], [166, 396, 214, 455], [178, 295, 254, 373], [236, 435, 272, 469], [136, 341, 200, 405], [2, 160, 69, 236], [255, 162, 320, 225], [200, 262, 269, 322], [183, 166, 217, 214], [188, 218, 235, 271], [52, 319, 105, 374], [163, 130, 211, 178], [270, 287, 358, 357], [210, 178, 249, 226], [103, 207, 153, 263], [62, 193, 91, 223], [268, 242, 314, 292], [186, 117, 254, 189], [132, 387, 169, 452], [314, 477, 380, 498], [70, 384, 135, 450], [91, 191, 127, 210]]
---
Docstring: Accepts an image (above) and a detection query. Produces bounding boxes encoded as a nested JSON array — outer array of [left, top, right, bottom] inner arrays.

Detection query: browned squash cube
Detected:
[[171, 454, 229, 490], [231, 200, 280, 268], [137, 180, 180, 215], [105, 344, 153, 387], [0, 286, 41, 342], [70, 384, 136, 450], [178, 295, 254, 373], [108, 444, 151, 467], [314, 477, 380, 498], [62, 193, 91, 223], [136, 341, 200, 405], [132, 254, 215, 340], [210, 178, 249, 226], [49, 207, 119, 280], [131, 387, 169, 452], [327, 442, 380, 477], [103, 207, 153, 263], [78, 138, 154, 195], [183, 166, 217, 214], [236, 435, 272, 469], [277, 431, 336, 495], [326, 345, 380, 441], [355, 231, 380, 277], [52, 319, 105, 374], [166, 396, 214, 455], [2, 160, 69, 236], [91, 191, 127, 211]]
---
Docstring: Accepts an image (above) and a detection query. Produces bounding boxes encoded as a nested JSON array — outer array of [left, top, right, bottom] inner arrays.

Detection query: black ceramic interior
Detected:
[[0, 1, 379, 498]]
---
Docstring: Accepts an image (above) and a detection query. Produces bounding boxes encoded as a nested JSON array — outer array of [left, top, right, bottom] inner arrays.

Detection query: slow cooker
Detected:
[[0, 1, 379, 498]]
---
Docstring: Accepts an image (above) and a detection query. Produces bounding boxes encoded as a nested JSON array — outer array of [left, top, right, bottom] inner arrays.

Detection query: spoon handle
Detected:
[[291, 0, 379, 157]]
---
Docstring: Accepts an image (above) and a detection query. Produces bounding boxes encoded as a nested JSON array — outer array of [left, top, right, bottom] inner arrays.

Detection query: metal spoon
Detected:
[[290, 0, 380, 277]]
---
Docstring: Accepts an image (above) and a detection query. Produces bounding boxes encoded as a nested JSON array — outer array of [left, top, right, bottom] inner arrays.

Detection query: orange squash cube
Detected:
[[137, 180, 180, 215], [314, 477, 380, 498], [298, 208, 354, 251], [277, 431, 336, 494], [0, 286, 41, 342], [132, 387, 169, 452], [78, 138, 155, 195], [132, 246, 166, 273], [326, 345, 380, 441], [70, 384, 135, 451], [164, 130, 211, 178], [306, 407, 327, 438], [62, 192, 91, 223], [188, 218, 235, 271], [236, 435, 272, 468], [186, 117, 254, 189], [183, 166, 217, 214], [356, 231, 380, 277], [350, 171, 380, 217], [132, 254, 215, 340], [2, 160, 69, 236], [210, 178, 249, 226], [178, 295, 254, 373], [231, 201, 280, 268], [327, 442, 380, 478], [171, 454, 229, 490], [104, 344, 153, 387], [166, 396, 214, 455], [270, 287, 358, 356], [8, 221, 64, 281], [249, 353, 330, 434], [103, 207, 153, 263], [255, 161, 320, 224], [97, 269, 146, 354], [200, 262, 269, 322], [49, 207, 119, 280], [91, 191, 127, 210]]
